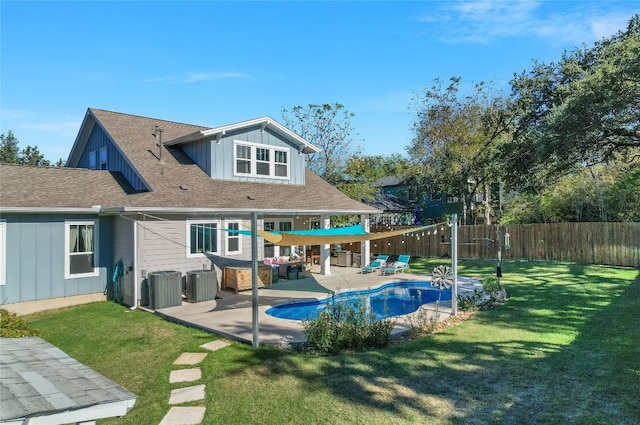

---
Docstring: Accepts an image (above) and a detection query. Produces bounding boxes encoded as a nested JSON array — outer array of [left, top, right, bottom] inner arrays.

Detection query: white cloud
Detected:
[[29, 121, 80, 137], [416, 0, 636, 45], [144, 71, 251, 84], [590, 14, 631, 39]]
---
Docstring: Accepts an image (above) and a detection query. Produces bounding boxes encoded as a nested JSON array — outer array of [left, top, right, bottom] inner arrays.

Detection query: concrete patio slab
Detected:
[[156, 266, 482, 347], [159, 406, 206, 425], [168, 384, 205, 404]]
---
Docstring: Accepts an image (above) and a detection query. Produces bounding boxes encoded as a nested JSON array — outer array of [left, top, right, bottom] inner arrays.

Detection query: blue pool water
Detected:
[[265, 282, 452, 321]]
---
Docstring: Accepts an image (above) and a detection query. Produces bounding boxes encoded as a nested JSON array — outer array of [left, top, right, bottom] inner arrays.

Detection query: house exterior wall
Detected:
[[121, 214, 260, 307], [0, 213, 111, 305], [112, 215, 136, 306], [181, 138, 212, 176], [76, 124, 148, 191], [182, 125, 306, 185]]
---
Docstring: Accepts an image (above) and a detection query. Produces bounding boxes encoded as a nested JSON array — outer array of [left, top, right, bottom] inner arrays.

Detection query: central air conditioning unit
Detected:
[[186, 270, 218, 303], [148, 270, 182, 310]]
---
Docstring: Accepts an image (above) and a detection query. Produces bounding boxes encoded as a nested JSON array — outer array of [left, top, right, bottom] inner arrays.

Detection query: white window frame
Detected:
[[0, 222, 6, 285], [89, 151, 97, 169], [263, 219, 293, 258], [64, 220, 99, 279], [186, 220, 221, 258], [99, 147, 108, 170], [224, 220, 242, 255], [234, 140, 289, 180]]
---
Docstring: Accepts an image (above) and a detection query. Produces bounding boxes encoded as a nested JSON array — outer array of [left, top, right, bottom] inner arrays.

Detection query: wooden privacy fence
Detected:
[[370, 222, 640, 267]]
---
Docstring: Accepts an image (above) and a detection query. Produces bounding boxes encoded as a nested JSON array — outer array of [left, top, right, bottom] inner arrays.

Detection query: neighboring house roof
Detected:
[[367, 192, 413, 212], [374, 175, 403, 187], [1, 108, 379, 215]]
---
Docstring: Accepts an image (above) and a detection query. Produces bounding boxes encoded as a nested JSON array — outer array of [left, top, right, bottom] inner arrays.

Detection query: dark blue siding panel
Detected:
[[49, 219, 65, 298], [19, 217, 37, 301], [182, 139, 211, 175], [35, 218, 54, 299], [76, 125, 148, 191], [208, 126, 306, 184], [0, 214, 109, 305]]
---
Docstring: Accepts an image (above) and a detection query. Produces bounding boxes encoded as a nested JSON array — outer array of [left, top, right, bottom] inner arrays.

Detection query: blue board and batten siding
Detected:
[[76, 124, 148, 191], [0, 214, 111, 305], [182, 125, 306, 185]]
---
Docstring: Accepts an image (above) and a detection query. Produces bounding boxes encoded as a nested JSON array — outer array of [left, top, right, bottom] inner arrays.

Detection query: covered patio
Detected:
[[154, 265, 482, 347]]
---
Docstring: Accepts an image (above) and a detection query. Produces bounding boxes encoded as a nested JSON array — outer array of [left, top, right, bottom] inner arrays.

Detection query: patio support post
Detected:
[[251, 212, 259, 348], [451, 213, 458, 316], [360, 214, 370, 268], [320, 214, 331, 275]]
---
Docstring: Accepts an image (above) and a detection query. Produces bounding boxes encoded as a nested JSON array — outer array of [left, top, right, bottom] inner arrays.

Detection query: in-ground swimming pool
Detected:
[[265, 282, 452, 321]]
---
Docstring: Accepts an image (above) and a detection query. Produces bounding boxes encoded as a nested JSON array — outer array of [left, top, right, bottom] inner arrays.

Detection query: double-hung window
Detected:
[[236, 145, 251, 174], [187, 220, 220, 257], [225, 220, 242, 255], [65, 221, 98, 278], [89, 151, 97, 169], [263, 219, 293, 258], [234, 141, 289, 179], [99, 147, 108, 170], [255, 148, 270, 176], [274, 150, 288, 177]]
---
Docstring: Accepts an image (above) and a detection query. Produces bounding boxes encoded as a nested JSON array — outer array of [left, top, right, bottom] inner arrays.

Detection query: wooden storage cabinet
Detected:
[[223, 266, 272, 293]]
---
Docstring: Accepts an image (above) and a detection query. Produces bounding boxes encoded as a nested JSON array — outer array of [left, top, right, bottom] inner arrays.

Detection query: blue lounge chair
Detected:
[[362, 255, 388, 274], [382, 255, 411, 275]]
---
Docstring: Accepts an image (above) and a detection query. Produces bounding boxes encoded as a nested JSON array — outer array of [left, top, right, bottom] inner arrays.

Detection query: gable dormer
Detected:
[[66, 110, 150, 192], [164, 117, 320, 185]]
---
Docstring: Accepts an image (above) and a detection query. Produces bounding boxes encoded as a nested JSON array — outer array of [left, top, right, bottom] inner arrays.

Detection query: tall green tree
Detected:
[[338, 153, 410, 202], [505, 14, 640, 191], [408, 77, 513, 224], [0, 130, 51, 166], [281, 103, 362, 186], [0, 130, 20, 163], [20, 145, 50, 166]]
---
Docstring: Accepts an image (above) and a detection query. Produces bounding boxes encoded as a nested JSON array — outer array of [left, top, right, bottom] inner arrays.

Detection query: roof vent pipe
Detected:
[[151, 125, 164, 162]]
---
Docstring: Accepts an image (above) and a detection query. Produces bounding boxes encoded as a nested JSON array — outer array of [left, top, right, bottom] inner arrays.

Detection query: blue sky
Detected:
[[2, 1, 638, 162]]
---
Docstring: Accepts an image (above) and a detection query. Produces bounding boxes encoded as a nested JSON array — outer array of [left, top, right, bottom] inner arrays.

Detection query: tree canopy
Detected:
[[281, 103, 362, 186], [0, 130, 52, 166], [338, 153, 410, 203], [407, 77, 513, 224], [505, 14, 640, 191]]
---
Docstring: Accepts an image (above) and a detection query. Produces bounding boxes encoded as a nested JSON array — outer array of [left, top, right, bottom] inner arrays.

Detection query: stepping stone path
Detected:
[[159, 340, 231, 425]]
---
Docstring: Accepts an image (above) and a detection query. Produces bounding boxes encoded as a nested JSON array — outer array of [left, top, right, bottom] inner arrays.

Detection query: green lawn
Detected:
[[25, 259, 640, 424]]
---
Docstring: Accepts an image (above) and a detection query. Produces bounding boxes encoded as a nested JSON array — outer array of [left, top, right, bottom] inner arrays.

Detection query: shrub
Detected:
[[0, 308, 40, 337], [482, 276, 501, 292], [303, 296, 395, 354]]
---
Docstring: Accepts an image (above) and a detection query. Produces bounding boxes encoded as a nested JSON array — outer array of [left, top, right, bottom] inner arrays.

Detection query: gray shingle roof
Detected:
[[0, 337, 136, 423], [0, 164, 135, 209], [1, 108, 379, 215]]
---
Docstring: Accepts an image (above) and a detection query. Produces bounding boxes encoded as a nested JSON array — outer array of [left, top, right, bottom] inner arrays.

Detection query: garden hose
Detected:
[[112, 259, 124, 304]]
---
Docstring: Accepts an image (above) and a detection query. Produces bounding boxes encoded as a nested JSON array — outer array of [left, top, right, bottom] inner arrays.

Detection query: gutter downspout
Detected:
[[132, 214, 139, 310]]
